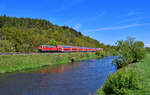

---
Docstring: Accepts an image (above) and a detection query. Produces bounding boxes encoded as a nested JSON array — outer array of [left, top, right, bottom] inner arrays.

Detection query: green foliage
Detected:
[[0, 40, 14, 52], [96, 50, 105, 57], [115, 37, 146, 69], [46, 39, 62, 45], [133, 41, 146, 62], [0, 15, 109, 52], [97, 68, 141, 95], [145, 47, 150, 53], [97, 38, 147, 95], [95, 50, 101, 56], [0, 16, 4, 28], [129, 54, 150, 94]]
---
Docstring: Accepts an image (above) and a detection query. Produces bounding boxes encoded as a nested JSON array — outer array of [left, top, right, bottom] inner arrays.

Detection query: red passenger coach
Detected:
[[61, 46, 72, 52], [38, 45, 57, 52], [77, 47, 84, 52], [72, 46, 78, 52], [83, 47, 87, 52], [92, 48, 96, 52], [95, 48, 103, 51], [56, 45, 63, 52], [99, 48, 104, 51], [38, 45, 104, 53]]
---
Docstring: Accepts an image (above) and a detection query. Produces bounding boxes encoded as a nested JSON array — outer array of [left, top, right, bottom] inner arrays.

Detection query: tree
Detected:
[[115, 37, 146, 69], [132, 41, 146, 62], [46, 39, 62, 45], [0, 15, 108, 52], [0, 40, 14, 52], [145, 47, 150, 53], [0, 16, 4, 28]]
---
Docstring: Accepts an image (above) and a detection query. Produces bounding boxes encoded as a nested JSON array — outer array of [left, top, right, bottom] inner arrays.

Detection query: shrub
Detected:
[[95, 50, 105, 57], [97, 68, 141, 95], [132, 41, 146, 62], [46, 39, 62, 45], [145, 47, 150, 53], [0, 40, 14, 52], [115, 37, 146, 69], [95, 50, 101, 56]]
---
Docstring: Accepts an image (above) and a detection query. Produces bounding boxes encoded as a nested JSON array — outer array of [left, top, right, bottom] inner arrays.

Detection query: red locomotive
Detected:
[[38, 45, 103, 52]]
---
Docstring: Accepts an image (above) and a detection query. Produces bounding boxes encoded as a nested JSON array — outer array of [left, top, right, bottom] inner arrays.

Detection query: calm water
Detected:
[[0, 56, 117, 95]]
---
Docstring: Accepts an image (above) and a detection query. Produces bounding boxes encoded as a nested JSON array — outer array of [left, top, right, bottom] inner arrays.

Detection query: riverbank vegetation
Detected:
[[114, 37, 146, 69], [129, 54, 150, 94], [98, 53, 150, 95], [0, 52, 104, 74], [97, 64, 141, 95], [97, 37, 147, 95], [145, 47, 150, 53]]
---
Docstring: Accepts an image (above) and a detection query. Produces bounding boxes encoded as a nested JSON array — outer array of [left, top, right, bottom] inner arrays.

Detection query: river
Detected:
[[0, 56, 117, 95]]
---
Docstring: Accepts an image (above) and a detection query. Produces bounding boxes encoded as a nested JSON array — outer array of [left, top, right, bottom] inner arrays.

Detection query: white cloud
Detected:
[[145, 43, 150, 47], [127, 11, 142, 16], [84, 23, 146, 32], [117, 11, 143, 18], [118, 16, 150, 24], [73, 24, 81, 30]]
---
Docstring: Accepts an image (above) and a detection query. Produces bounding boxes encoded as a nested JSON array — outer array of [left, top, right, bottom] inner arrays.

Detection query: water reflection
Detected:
[[40, 62, 82, 74], [0, 56, 117, 95]]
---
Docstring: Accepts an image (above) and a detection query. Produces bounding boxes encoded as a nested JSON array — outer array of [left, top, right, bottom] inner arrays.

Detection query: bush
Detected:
[[145, 47, 150, 53], [95, 50, 105, 57], [46, 39, 62, 45], [97, 68, 141, 95], [132, 41, 146, 62], [0, 40, 14, 52], [115, 37, 146, 69], [95, 50, 101, 56]]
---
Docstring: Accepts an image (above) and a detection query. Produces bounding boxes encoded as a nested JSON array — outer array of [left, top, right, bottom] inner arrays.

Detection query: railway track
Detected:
[[0, 52, 59, 55], [0, 52, 91, 55]]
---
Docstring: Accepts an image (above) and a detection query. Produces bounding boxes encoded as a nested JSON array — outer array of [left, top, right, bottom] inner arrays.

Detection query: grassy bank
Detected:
[[129, 53, 150, 94], [0, 52, 102, 74], [97, 53, 150, 95]]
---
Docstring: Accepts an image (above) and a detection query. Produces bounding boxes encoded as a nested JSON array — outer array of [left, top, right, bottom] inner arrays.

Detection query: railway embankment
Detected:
[[0, 52, 106, 74]]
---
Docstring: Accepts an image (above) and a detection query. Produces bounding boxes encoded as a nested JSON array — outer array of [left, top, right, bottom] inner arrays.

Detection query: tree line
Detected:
[[0, 14, 111, 52]]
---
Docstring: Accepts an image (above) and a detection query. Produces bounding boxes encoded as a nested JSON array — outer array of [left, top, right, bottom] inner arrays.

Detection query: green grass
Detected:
[[0, 52, 101, 74], [97, 53, 150, 95], [129, 53, 150, 95]]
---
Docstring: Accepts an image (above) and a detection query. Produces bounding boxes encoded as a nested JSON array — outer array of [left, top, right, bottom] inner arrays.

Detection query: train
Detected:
[[38, 45, 103, 52]]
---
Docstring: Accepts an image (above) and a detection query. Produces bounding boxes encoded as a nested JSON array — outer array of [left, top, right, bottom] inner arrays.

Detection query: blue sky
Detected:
[[0, 0, 150, 46]]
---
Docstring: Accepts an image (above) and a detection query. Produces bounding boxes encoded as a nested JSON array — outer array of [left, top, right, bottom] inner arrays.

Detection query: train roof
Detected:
[[40, 45, 103, 49], [40, 45, 56, 47]]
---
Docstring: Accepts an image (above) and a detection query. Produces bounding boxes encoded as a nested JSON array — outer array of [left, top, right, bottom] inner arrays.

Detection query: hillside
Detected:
[[0, 15, 105, 52]]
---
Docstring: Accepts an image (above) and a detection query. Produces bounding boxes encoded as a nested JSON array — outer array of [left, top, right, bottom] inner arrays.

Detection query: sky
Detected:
[[0, 0, 150, 47]]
